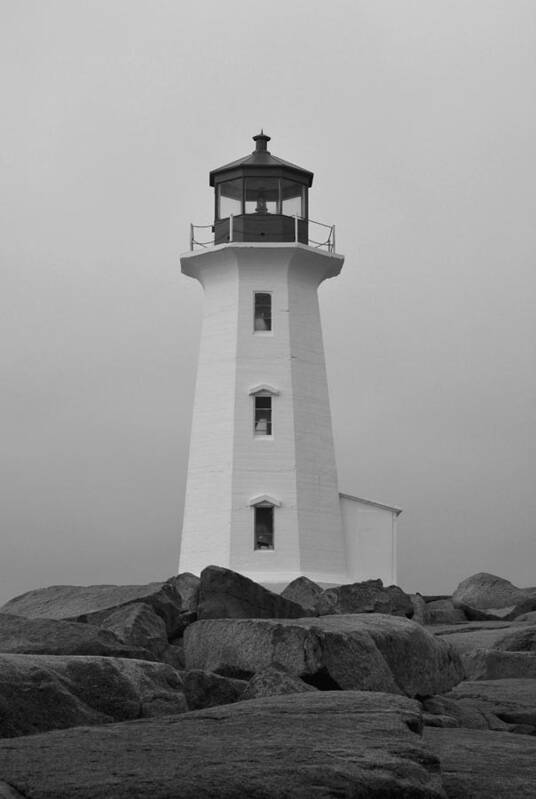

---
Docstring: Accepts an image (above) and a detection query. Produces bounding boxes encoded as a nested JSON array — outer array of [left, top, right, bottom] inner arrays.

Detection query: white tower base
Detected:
[[179, 243, 348, 585]]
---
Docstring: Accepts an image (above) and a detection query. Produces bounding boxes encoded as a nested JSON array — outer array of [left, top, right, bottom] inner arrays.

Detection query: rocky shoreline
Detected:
[[0, 568, 535, 797]]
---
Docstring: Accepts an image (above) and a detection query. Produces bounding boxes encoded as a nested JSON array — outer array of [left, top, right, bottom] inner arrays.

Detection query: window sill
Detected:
[[254, 435, 274, 441], [253, 331, 274, 337]]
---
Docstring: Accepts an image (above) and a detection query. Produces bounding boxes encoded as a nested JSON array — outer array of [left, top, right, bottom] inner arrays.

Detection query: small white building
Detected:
[[339, 493, 401, 585], [179, 133, 401, 588]]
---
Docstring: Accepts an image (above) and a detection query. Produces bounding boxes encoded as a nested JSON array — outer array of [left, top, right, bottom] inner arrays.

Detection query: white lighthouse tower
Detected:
[[179, 133, 400, 587]]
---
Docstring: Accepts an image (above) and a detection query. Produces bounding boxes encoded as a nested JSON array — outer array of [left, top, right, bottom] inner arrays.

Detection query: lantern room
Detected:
[[210, 132, 313, 245]]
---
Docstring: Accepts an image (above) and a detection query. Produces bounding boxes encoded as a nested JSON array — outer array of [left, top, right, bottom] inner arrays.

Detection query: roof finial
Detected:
[[253, 130, 271, 153]]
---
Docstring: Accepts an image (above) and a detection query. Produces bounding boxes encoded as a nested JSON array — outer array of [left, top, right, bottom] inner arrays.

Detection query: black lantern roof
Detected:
[[209, 132, 314, 188]]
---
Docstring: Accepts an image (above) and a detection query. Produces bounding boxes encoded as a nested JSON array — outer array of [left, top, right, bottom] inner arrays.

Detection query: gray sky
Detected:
[[1, 0, 535, 605]]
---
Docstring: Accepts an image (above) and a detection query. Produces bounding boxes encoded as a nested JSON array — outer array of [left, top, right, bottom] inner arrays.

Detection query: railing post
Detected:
[[190, 223, 194, 251], [229, 214, 234, 242], [331, 225, 336, 254], [294, 214, 299, 243]]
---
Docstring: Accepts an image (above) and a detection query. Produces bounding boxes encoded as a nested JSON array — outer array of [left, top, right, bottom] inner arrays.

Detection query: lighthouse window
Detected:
[[254, 505, 274, 550], [254, 395, 272, 436], [245, 178, 279, 215], [217, 179, 242, 219], [281, 179, 305, 218], [254, 292, 272, 332]]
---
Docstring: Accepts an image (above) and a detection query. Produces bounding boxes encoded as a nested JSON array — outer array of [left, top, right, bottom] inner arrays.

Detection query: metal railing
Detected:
[[308, 217, 336, 253], [189, 215, 336, 254], [188, 223, 215, 250]]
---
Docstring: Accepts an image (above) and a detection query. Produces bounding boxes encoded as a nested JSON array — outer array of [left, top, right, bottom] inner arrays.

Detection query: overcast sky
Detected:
[[1, 0, 535, 605]]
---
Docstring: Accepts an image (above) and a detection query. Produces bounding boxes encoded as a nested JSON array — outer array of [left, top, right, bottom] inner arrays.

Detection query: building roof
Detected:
[[339, 492, 403, 516], [209, 131, 314, 187]]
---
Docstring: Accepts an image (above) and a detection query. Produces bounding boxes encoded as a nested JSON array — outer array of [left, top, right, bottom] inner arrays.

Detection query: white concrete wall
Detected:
[[179, 249, 238, 574], [179, 243, 347, 584], [230, 247, 301, 579], [288, 250, 346, 581], [340, 494, 399, 585]]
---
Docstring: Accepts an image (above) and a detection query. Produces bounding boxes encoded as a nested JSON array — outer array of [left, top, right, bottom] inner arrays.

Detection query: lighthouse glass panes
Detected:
[[217, 179, 242, 219], [281, 179, 305, 217], [245, 178, 278, 215], [254, 395, 272, 436], [254, 505, 274, 550], [254, 292, 271, 331]]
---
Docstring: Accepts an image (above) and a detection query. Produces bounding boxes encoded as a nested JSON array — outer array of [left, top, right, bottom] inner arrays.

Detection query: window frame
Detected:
[[216, 179, 244, 220], [253, 503, 275, 551], [214, 178, 308, 220], [253, 291, 273, 335], [253, 392, 273, 437], [280, 178, 306, 218]]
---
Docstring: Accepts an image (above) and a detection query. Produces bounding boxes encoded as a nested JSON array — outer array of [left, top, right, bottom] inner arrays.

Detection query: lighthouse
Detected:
[[179, 133, 401, 587]]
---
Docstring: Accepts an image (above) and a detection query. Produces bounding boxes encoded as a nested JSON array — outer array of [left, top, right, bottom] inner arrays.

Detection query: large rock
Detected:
[[453, 572, 521, 609], [454, 604, 514, 622], [462, 649, 536, 680], [280, 576, 322, 614], [452, 572, 536, 621], [197, 566, 307, 619], [0, 692, 447, 798], [0, 613, 154, 659], [514, 610, 536, 624], [98, 603, 169, 657], [0, 578, 188, 638], [161, 642, 185, 670], [420, 678, 536, 732], [0, 653, 186, 738], [184, 614, 464, 697], [166, 572, 200, 635], [493, 626, 536, 652], [431, 621, 516, 654], [448, 679, 536, 727], [182, 670, 247, 710], [410, 593, 427, 625], [168, 572, 200, 614], [421, 694, 502, 731], [425, 726, 536, 798], [433, 622, 536, 680], [317, 579, 413, 618], [240, 664, 318, 700], [425, 599, 467, 625]]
